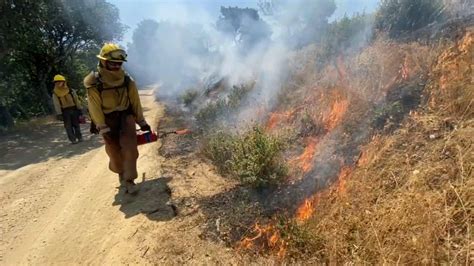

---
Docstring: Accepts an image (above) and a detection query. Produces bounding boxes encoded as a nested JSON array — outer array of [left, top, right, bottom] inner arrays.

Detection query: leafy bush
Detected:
[[204, 126, 288, 188], [323, 13, 374, 57], [195, 84, 253, 131], [195, 99, 228, 130], [375, 0, 444, 38], [180, 89, 199, 106]]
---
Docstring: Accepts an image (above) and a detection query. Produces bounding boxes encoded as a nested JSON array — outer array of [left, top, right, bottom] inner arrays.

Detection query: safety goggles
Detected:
[[106, 49, 127, 62]]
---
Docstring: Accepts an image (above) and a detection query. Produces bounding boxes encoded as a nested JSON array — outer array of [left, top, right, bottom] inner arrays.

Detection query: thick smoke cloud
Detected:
[[125, 0, 369, 115]]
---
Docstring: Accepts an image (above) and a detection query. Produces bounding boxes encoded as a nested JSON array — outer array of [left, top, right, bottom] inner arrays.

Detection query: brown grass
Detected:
[[295, 30, 473, 264]]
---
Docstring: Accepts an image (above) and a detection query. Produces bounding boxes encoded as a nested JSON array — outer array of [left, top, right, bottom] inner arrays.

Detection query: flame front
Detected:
[[266, 106, 303, 130], [336, 166, 353, 195], [238, 222, 287, 259], [296, 197, 315, 222], [296, 193, 323, 223], [324, 97, 349, 131], [295, 166, 352, 223], [291, 137, 319, 173]]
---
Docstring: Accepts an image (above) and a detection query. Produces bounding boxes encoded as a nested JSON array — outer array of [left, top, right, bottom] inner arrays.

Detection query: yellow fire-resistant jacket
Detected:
[[83, 71, 146, 128], [52, 88, 82, 115]]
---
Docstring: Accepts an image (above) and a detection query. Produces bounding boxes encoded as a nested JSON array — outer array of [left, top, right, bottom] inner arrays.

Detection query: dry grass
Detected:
[[295, 31, 473, 264]]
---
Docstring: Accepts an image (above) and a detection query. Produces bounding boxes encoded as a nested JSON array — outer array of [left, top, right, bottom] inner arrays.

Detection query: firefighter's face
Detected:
[[105, 60, 123, 71], [56, 81, 65, 87]]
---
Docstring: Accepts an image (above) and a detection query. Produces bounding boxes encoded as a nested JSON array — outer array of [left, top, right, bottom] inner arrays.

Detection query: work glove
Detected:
[[56, 114, 63, 121], [89, 122, 99, 135], [140, 124, 151, 132]]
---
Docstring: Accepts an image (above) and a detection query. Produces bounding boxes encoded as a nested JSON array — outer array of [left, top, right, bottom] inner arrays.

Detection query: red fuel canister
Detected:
[[79, 115, 86, 124], [136, 131, 158, 145]]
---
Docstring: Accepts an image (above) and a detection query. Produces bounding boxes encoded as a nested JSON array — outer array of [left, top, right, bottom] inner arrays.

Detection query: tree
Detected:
[[375, 0, 444, 38], [258, 0, 336, 47], [0, 0, 125, 127], [216, 6, 271, 48], [127, 19, 211, 90], [323, 13, 374, 57]]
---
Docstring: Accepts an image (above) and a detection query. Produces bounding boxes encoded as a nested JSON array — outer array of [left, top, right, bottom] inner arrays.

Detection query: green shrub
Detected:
[[180, 89, 199, 106], [323, 13, 374, 57], [195, 84, 253, 131], [195, 98, 228, 129], [375, 0, 444, 38], [204, 126, 288, 188]]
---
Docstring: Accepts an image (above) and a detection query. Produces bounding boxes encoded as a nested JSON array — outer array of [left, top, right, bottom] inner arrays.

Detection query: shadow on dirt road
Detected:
[[113, 176, 177, 221], [0, 121, 102, 171]]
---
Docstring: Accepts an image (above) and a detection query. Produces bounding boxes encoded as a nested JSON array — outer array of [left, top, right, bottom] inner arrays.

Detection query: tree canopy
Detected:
[[0, 0, 125, 128], [375, 0, 444, 37], [216, 6, 272, 48]]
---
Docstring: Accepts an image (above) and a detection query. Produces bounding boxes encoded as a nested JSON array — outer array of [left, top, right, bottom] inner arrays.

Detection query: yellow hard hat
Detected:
[[53, 74, 66, 82], [96, 43, 127, 62]]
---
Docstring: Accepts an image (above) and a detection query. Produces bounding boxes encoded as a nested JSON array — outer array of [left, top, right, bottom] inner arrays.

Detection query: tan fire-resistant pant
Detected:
[[103, 112, 138, 181]]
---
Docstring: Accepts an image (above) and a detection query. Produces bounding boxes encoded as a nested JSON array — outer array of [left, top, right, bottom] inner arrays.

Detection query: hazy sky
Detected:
[[107, 0, 380, 43]]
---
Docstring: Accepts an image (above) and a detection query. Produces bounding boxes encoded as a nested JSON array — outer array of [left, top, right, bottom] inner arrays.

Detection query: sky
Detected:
[[107, 0, 380, 44]]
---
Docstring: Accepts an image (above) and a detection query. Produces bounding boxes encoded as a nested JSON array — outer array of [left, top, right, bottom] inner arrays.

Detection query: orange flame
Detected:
[[336, 166, 353, 195], [295, 194, 322, 223], [175, 129, 191, 135], [266, 106, 304, 130], [238, 222, 287, 259], [324, 97, 349, 131], [296, 198, 313, 222], [290, 137, 318, 173], [266, 112, 288, 130]]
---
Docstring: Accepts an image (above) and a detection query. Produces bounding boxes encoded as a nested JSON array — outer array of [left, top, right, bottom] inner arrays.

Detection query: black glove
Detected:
[[56, 114, 63, 121], [140, 124, 151, 132], [90, 121, 99, 135]]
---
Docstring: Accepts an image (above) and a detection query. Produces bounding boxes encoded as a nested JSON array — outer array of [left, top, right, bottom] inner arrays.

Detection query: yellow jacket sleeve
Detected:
[[84, 71, 107, 128], [52, 94, 62, 115], [128, 79, 147, 125], [87, 87, 106, 127], [71, 90, 83, 110]]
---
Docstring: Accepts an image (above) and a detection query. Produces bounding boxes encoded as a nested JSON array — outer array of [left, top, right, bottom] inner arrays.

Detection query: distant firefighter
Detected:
[[52, 74, 83, 144]]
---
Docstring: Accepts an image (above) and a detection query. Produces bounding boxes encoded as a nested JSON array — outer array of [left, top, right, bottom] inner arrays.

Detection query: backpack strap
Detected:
[[69, 89, 78, 108], [94, 72, 130, 92], [94, 72, 132, 112]]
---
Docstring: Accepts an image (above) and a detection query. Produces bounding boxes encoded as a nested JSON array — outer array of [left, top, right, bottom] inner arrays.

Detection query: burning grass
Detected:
[[190, 15, 471, 264], [289, 137, 319, 174], [281, 31, 473, 264]]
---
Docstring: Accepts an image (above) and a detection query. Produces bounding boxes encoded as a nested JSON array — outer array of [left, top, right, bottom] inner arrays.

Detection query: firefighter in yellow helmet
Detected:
[[84, 43, 150, 194], [52, 74, 83, 144]]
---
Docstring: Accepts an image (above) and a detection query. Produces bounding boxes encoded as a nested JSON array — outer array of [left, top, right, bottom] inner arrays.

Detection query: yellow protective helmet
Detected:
[[53, 74, 66, 82], [96, 43, 127, 62]]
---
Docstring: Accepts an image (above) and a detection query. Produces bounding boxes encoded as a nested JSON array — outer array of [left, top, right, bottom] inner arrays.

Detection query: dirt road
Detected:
[[0, 90, 253, 265]]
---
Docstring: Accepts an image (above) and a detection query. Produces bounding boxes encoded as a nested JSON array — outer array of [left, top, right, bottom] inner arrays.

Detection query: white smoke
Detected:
[[125, 0, 375, 121]]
